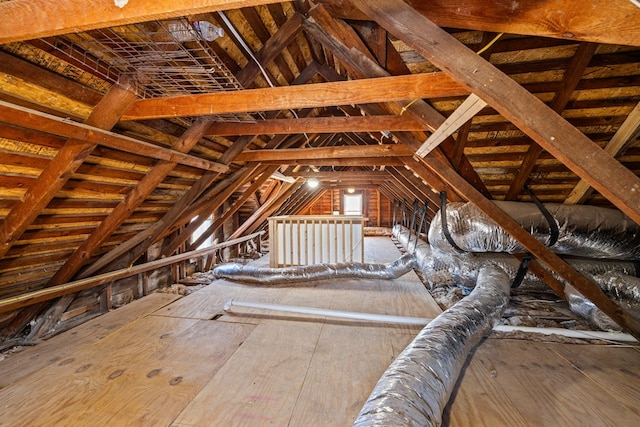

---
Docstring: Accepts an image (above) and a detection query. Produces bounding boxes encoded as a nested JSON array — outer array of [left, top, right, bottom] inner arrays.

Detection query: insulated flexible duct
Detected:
[[353, 264, 511, 427], [429, 201, 640, 260], [565, 272, 640, 331], [212, 253, 416, 285], [394, 225, 638, 289]]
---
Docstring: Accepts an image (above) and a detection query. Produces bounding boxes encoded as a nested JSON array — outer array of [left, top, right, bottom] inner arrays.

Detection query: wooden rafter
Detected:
[[0, 101, 228, 173], [73, 13, 308, 278], [234, 144, 413, 162], [505, 42, 598, 200], [46, 118, 214, 286], [565, 101, 640, 204], [121, 73, 468, 120], [353, 0, 640, 339], [303, 5, 491, 197], [352, 0, 640, 225], [0, 80, 137, 260], [177, 166, 280, 255], [317, 0, 640, 47]]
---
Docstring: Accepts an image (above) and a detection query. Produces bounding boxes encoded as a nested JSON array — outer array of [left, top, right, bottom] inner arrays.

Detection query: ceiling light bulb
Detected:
[[307, 178, 320, 188]]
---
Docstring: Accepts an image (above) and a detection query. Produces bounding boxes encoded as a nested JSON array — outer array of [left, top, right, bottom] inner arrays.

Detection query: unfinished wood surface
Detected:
[[207, 115, 426, 136], [0, 0, 283, 44], [0, 292, 180, 389], [121, 73, 469, 120], [445, 339, 640, 426], [1, 238, 639, 426], [318, 0, 640, 47], [0, 316, 253, 427]]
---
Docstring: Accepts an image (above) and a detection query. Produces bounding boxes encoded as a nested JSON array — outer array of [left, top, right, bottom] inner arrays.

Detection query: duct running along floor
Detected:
[[0, 237, 638, 426]]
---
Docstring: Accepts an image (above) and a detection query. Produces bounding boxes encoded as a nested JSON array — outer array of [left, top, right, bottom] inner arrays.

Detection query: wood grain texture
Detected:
[[446, 339, 640, 426], [121, 73, 469, 120]]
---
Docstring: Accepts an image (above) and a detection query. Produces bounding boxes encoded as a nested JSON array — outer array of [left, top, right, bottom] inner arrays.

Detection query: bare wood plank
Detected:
[[0, 101, 227, 173], [354, 0, 640, 225], [565, 100, 640, 204], [317, 0, 640, 47], [234, 12, 304, 86], [0, 0, 283, 44], [0, 80, 138, 260], [207, 115, 426, 136], [551, 343, 640, 414], [0, 316, 254, 426], [447, 340, 640, 425], [235, 144, 414, 162], [121, 73, 469, 120], [0, 292, 180, 389], [415, 94, 487, 157]]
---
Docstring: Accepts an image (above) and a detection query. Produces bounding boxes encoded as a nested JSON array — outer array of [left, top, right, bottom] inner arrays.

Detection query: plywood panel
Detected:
[[171, 318, 322, 426], [0, 316, 254, 427], [446, 339, 640, 426], [0, 292, 180, 389], [551, 344, 640, 418]]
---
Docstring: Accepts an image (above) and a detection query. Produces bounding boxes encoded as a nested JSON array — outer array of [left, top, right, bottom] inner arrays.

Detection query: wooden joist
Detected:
[[121, 73, 469, 120], [234, 144, 414, 162], [565, 101, 640, 204], [351, 0, 640, 338], [0, 80, 138, 260], [207, 115, 426, 136]]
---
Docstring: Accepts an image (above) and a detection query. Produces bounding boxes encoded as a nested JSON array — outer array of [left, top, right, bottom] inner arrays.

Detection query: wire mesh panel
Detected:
[[40, 18, 257, 122]]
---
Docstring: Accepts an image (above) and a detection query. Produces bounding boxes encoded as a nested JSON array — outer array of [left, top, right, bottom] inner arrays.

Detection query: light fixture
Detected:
[[307, 178, 320, 188], [347, 188, 355, 193]]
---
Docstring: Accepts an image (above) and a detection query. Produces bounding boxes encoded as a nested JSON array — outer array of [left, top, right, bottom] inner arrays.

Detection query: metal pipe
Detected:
[[224, 299, 431, 325]]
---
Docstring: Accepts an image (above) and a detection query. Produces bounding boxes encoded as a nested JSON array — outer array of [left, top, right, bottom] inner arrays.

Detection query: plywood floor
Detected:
[[0, 236, 639, 426]]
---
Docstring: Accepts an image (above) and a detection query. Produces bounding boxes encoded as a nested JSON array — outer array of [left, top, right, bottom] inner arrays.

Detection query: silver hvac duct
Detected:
[[353, 264, 511, 427], [394, 225, 638, 289], [429, 201, 640, 260], [565, 272, 640, 331], [212, 253, 416, 285]]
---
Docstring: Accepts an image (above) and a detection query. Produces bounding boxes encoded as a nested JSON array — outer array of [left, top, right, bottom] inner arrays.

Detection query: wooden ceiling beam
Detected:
[[178, 165, 280, 254], [304, 6, 491, 197], [207, 115, 426, 136], [354, 0, 640, 225], [234, 144, 413, 162], [0, 0, 283, 44], [288, 171, 389, 180], [121, 73, 469, 120], [46, 118, 214, 286], [0, 101, 227, 173], [318, 0, 640, 47]]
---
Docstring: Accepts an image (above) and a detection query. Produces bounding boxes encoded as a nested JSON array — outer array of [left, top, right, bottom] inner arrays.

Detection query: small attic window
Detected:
[[191, 215, 213, 250]]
